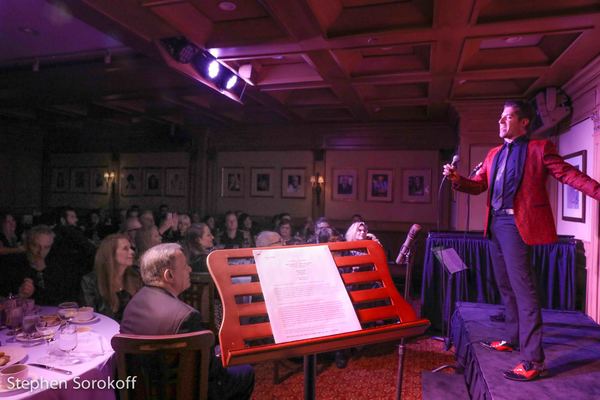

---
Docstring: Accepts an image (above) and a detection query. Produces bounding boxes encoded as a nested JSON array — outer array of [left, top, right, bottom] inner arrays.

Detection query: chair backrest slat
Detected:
[[111, 330, 214, 400]]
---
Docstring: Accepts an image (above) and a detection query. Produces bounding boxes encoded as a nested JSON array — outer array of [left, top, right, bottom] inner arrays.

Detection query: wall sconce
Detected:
[[103, 171, 116, 184], [310, 173, 325, 205]]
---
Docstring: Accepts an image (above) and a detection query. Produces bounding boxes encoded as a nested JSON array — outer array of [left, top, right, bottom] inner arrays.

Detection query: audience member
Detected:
[[81, 233, 142, 322], [139, 210, 155, 229], [174, 213, 192, 242], [121, 217, 142, 248], [345, 221, 380, 245], [255, 231, 283, 247], [278, 220, 302, 245], [135, 226, 162, 257], [0, 212, 25, 255], [52, 206, 96, 278], [120, 243, 255, 399], [181, 223, 214, 272], [306, 217, 331, 244], [238, 213, 255, 247], [2, 225, 75, 305], [220, 211, 245, 249]]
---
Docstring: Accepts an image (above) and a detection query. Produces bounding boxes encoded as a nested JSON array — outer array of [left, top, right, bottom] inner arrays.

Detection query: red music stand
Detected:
[[207, 240, 429, 399]]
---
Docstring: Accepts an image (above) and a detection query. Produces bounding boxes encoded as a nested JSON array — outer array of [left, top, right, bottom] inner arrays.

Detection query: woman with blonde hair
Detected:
[[345, 221, 380, 244], [81, 233, 142, 321]]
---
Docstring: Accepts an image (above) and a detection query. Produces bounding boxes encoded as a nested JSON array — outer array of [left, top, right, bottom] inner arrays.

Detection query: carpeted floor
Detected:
[[251, 336, 455, 400]]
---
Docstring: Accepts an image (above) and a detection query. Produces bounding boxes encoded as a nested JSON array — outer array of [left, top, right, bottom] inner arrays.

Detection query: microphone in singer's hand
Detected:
[[450, 155, 460, 167], [396, 224, 422, 264]]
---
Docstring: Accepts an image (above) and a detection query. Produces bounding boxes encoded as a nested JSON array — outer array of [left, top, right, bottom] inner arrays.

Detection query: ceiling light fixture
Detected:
[[208, 60, 220, 78], [218, 1, 237, 11], [225, 75, 238, 90]]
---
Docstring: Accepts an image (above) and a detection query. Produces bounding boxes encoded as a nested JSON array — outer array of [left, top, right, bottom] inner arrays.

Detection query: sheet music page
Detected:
[[254, 245, 361, 344]]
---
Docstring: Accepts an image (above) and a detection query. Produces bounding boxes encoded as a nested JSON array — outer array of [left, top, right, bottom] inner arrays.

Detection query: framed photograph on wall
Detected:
[[562, 150, 587, 222], [281, 168, 306, 198], [367, 169, 393, 202], [251, 168, 275, 197], [332, 169, 358, 201], [121, 168, 141, 196], [221, 167, 244, 197], [165, 168, 187, 197], [90, 167, 109, 194], [402, 168, 432, 203], [143, 168, 162, 196], [51, 168, 69, 192], [70, 168, 89, 193]]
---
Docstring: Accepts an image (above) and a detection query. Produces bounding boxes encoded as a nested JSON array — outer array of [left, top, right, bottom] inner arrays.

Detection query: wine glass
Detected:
[[58, 324, 78, 365], [35, 316, 62, 363]]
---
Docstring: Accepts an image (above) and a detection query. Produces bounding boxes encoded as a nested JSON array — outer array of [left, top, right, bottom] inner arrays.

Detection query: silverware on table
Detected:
[[28, 363, 73, 375]]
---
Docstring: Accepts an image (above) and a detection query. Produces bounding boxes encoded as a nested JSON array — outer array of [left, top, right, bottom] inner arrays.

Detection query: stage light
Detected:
[[160, 37, 199, 64], [208, 60, 220, 79], [225, 75, 238, 89]]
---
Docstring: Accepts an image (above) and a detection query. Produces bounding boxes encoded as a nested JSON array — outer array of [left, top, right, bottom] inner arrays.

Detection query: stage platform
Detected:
[[450, 302, 600, 400]]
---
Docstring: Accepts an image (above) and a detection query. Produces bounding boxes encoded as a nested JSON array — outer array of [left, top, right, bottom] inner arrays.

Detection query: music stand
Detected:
[[208, 240, 430, 400], [430, 246, 467, 372]]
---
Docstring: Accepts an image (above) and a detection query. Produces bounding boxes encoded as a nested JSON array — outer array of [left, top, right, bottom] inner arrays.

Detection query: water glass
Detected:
[[58, 324, 78, 364], [36, 316, 61, 363], [22, 314, 38, 339], [6, 306, 23, 342]]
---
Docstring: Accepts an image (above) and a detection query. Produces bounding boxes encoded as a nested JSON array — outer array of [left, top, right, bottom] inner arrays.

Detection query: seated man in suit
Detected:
[[120, 243, 254, 400]]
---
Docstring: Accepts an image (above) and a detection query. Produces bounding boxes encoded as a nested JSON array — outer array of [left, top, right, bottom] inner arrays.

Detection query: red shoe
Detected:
[[480, 340, 515, 352], [503, 361, 546, 381]]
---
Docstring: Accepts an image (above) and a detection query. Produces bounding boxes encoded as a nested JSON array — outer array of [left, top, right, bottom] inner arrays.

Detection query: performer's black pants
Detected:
[[489, 214, 545, 363]]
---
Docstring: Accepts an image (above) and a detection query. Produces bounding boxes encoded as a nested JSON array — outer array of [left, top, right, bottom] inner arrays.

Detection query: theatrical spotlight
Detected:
[[225, 74, 238, 90], [160, 37, 198, 64], [208, 60, 220, 79]]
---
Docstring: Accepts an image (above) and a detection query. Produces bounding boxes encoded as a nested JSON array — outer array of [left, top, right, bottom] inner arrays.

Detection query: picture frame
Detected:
[[251, 168, 275, 197], [221, 167, 244, 197], [50, 167, 69, 192], [143, 168, 163, 196], [90, 167, 109, 194], [367, 169, 393, 202], [562, 150, 587, 223], [165, 168, 187, 197], [120, 168, 142, 197], [332, 169, 358, 201], [70, 168, 89, 193], [402, 168, 432, 203], [281, 168, 306, 198]]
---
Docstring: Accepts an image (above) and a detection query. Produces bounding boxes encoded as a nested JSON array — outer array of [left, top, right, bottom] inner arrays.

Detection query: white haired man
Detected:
[[120, 243, 254, 399]]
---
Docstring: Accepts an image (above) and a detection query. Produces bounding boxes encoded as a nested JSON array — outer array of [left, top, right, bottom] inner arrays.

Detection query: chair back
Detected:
[[111, 330, 214, 400], [180, 272, 216, 334]]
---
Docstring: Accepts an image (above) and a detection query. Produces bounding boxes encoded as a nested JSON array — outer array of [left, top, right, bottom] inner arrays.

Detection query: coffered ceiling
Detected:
[[1, 0, 600, 130]]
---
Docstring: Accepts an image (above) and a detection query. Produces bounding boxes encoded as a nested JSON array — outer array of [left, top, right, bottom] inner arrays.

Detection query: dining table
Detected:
[[0, 306, 119, 400]]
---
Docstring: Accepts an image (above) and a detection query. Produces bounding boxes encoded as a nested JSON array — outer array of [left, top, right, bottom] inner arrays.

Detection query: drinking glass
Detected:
[[58, 324, 78, 364], [35, 316, 62, 363], [22, 314, 38, 339], [6, 306, 23, 342], [58, 302, 79, 324]]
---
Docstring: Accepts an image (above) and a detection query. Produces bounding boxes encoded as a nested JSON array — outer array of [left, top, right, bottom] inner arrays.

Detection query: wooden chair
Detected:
[[179, 272, 217, 334], [111, 330, 214, 400]]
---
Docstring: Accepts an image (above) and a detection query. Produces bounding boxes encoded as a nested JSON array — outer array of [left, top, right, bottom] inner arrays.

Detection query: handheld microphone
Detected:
[[396, 224, 422, 264], [450, 155, 460, 167], [469, 162, 483, 177]]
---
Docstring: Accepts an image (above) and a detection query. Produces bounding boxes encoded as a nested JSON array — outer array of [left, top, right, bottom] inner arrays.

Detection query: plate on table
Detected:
[[0, 346, 28, 368], [71, 314, 99, 324], [15, 332, 48, 343]]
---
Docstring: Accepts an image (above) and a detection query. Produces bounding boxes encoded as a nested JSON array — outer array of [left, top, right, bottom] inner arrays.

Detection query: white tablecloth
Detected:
[[0, 306, 119, 400]]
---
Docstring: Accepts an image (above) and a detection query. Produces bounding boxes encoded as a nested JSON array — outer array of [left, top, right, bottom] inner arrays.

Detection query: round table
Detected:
[[0, 306, 119, 400]]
